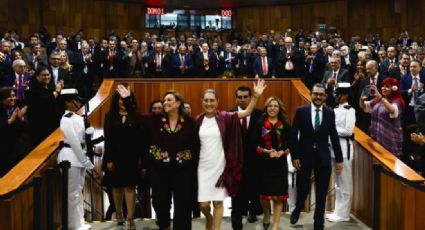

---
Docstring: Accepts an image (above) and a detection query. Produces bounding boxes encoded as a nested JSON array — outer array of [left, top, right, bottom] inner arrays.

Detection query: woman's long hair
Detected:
[[261, 96, 287, 123], [378, 77, 405, 109], [108, 91, 139, 125]]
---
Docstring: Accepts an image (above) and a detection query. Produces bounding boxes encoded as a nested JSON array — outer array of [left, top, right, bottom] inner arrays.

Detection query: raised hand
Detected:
[[116, 84, 131, 98], [253, 78, 267, 98]]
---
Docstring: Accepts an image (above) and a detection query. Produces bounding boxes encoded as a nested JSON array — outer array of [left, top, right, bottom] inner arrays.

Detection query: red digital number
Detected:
[[147, 8, 164, 15], [221, 10, 232, 17]]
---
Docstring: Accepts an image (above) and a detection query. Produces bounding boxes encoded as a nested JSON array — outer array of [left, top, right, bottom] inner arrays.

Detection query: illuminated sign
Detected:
[[221, 10, 232, 17], [147, 7, 164, 15]]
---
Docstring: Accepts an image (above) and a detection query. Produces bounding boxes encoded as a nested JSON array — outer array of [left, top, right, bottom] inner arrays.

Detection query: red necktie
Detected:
[[17, 74, 24, 101], [241, 117, 247, 133], [262, 57, 268, 76]]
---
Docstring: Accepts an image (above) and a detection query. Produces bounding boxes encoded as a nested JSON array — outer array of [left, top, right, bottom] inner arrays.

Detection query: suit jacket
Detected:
[[237, 49, 255, 76], [415, 93, 425, 131], [304, 52, 326, 85], [72, 51, 95, 80], [194, 51, 215, 76], [290, 104, 343, 167], [26, 53, 48, 70], [2, 72, 31, 87], [277, 46, 304, 77], [172, 54, 194, 77], [321, 68, 351, 87], [379, 58, 398, 76], [48, 66, 73, 89], [252, 56, 275, 77], [221, 51, 238, 71]]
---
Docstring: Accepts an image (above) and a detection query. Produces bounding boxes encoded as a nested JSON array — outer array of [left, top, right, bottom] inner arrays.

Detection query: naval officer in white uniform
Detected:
[[327, 82, 356, 222], [57, 88, 94, 230]]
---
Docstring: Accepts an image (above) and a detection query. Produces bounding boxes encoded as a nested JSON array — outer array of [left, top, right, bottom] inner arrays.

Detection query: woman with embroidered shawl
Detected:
[[116, 85, 200, 230], [252, 96, 291, 230], [196, 79, 267, 230]]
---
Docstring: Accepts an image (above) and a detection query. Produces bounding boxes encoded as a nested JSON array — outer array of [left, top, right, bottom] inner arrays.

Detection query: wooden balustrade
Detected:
[[1, 78, 425, 229]]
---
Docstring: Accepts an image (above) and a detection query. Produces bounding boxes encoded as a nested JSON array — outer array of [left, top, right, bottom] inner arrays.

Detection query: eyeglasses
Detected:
[[312, 92, 326, 97], [237, 95, 250, 99]]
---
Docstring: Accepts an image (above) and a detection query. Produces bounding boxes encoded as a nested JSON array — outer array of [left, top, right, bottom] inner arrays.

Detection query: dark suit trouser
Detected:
[[151, 167, 194, 230], [295, 150, 331, 229], [231, 171, 261, 229]]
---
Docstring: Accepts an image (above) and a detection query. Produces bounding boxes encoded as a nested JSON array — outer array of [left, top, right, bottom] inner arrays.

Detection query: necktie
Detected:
[[314, 108, 320, 132], [17, 74, 24, 101], [414, 77, 419, 102], [262, 57, 267, 76], [181, 55, 184, 65], [333, 72, 337, 80], [241, 117, 247, 133], [309, 56, 315, 73], [156, 54, 161, 71]]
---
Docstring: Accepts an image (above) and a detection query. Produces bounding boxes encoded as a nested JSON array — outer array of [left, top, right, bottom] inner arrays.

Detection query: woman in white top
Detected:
[[196, 79, 266, 230]]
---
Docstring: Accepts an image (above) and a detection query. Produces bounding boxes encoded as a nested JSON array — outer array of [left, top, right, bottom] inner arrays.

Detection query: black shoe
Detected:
[[263, 222, 270, 230], [247, 213, 257, 223], [290, 209, 300, 225]]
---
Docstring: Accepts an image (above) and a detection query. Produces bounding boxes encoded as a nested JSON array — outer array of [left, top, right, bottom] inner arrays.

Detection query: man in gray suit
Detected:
[[321, 57, 350, 107]]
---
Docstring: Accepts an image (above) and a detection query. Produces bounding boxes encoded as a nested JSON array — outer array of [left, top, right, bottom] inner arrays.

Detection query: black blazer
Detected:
[[290, 104, 343, 167], [228, 107, 262, 171]]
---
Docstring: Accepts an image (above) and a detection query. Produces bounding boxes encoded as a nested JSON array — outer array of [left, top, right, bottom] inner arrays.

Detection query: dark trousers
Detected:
[[151, 167, 195, 230], [231, 173, 261, 229], [295, 151, 331, 230]]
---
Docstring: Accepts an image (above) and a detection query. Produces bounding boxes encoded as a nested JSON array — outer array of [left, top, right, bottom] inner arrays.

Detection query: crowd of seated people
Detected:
[[1, 26, 425, 178]]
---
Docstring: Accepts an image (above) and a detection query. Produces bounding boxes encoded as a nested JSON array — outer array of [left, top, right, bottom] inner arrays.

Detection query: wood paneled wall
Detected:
[[234, 1, 348, 38], [1, 0, 425, 42], [0, 0, 147, 40], [235, 0, 425, 42]]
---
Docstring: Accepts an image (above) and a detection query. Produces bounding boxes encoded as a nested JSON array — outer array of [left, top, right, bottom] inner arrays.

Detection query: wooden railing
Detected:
[[1, 78, 424, 229]]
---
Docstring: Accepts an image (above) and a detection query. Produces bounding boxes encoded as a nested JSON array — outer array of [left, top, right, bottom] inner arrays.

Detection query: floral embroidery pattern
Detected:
[[261, 119, 284, 150], [161, 116, 184, 133], [149, 145, 170, 163], [175, 149, 192, 163]]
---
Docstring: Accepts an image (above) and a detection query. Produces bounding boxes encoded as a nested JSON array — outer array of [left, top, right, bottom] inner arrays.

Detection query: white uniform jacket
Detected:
[[57, 110, 87, 167], [330, 103, 356, 159]]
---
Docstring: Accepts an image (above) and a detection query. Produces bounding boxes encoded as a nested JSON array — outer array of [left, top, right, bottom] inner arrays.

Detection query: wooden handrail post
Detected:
[[60, 161, 71, 230], [33, 176, 42, 230], [46, 167, 55, 230], [373, 164, 382, 230]]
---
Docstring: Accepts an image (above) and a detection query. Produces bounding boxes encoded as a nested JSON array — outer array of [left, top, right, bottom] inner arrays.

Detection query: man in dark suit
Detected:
[[400, 59, 424, 126], [322, 57, 351, 107], [194, 43, 215, 77], [276, 37, 304, 78], [237, 44, 255, 78], [2, 59, 31, 106], [304, 44, 325, 89], [379, 46, 398, 76], [357, 60, 387, 133], [290, 83, 343, 230], [73, 42, 95, 99], [221, 43, 238, 78], [48, 52, 73, 90], [26, 43, 48, 71], [253, 47, 275, 78], [229, 86, 262, 230], [172, 45, 194, 77]]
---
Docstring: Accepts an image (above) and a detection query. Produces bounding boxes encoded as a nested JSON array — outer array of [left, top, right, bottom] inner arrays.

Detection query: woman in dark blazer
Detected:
[[252, 96, 290, 230]]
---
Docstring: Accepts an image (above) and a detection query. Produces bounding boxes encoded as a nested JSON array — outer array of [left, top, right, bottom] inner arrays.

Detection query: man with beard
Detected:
[[290, 83, 343, 230]]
